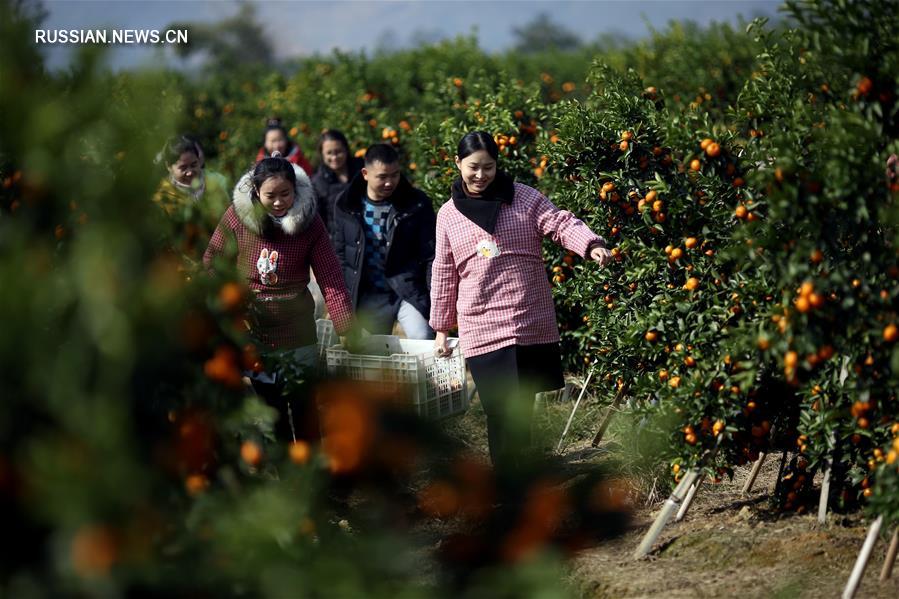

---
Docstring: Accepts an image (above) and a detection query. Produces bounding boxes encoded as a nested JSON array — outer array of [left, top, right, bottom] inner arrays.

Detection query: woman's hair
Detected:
[[457, 131, 499, 161], [250, 154, 297, 203], [261, 117, 293, 150], [316, 129, 350, 160], [158, 135, 201, 167], [182, 134, 206, 167]]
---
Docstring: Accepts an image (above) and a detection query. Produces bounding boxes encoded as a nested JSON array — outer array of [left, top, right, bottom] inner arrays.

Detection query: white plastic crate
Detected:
[[316, 319, 469, 419], [316, 318, 339, 364]]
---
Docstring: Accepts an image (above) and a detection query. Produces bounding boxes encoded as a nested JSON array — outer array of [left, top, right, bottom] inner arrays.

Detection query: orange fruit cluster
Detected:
[[793, 280, 825, 313], [204, 345, 243, 388]]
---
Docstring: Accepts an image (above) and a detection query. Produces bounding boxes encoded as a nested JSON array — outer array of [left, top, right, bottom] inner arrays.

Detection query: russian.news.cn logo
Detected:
[[35, 29, 189, 45]]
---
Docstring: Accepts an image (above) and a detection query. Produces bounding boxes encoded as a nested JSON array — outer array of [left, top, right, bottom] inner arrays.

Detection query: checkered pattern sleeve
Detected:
[[307, 216, 354, 334], [528, 185, 605, 257], [203, 206, 236, 272], [429, 205, 460, 332]]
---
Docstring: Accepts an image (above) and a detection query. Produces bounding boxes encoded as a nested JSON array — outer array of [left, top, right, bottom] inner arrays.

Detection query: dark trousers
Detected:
[[466, 343, 564, 469], [246, 346, 322, 442]]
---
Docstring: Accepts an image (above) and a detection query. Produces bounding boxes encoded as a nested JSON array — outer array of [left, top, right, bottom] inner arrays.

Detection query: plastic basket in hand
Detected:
[[316, 319, 468, 419]]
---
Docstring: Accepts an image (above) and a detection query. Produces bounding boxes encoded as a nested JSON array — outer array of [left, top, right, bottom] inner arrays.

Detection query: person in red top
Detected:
[[430, 131, 612, 469], [255, 118, 314, 176], [204, 152, 353, 440]]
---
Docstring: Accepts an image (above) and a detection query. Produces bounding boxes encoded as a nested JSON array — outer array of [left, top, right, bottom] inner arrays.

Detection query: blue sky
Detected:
[[38, 1, 782, 70]]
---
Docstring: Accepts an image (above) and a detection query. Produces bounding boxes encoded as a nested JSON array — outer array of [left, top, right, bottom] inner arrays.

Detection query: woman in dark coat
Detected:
[[310, 129, 363, 236]]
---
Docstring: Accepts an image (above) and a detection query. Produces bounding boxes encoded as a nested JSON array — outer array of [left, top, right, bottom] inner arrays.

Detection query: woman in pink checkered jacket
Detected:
[[429, 131, 612, 467]]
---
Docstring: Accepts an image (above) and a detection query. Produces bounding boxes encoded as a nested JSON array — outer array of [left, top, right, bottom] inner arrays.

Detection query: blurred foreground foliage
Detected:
[[0, 3, 630, 596], [9, 0, 899, 592]]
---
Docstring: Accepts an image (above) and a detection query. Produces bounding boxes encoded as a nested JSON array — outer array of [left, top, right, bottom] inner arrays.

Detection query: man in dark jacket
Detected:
[[332, 144, 436, 339]]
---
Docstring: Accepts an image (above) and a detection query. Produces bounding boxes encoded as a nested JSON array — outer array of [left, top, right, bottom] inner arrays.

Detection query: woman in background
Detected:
[[310, 129, 363, 236], [255, 118, 313, 176], [153, 135, 230, 261]]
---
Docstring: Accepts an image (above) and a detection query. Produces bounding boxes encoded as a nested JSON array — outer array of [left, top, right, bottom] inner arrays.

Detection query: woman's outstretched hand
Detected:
[[434, 331, 454, 358], [590, 245, 613, 267]]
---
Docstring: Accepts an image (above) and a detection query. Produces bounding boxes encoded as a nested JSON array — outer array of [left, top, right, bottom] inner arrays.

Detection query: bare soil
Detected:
[[566, 456, 898, 599], [438, 393, 899, 599]]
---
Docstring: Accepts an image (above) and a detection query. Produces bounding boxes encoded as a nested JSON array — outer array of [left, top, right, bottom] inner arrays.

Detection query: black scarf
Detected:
[[451, 170, 515, 234]]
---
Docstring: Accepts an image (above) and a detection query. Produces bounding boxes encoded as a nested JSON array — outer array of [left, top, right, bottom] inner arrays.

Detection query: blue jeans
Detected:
[[357, 291, 434, 339]]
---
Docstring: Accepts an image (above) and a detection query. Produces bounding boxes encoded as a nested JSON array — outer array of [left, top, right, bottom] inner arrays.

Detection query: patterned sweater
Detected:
[[429, 183, 604, 357], [204, 166, 353, 350]]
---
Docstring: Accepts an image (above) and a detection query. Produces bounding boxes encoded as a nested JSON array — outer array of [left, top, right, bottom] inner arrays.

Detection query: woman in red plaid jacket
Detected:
[[430, 131, 612, 468], [204, 154, 353, 358], [204, 153, 354, 353], [204, 154, 354, 439]]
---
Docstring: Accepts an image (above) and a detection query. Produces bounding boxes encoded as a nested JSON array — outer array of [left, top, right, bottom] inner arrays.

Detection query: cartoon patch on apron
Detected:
[[476, 239, 501, 259], [256, 248, 279, 285]]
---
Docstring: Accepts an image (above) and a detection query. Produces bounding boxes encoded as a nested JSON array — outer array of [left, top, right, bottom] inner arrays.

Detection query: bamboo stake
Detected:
[[590, 386, 625, 448], [634, 469, 698, 559], [842, 515, 883, 599], [818, 447, 834, 524], [741, 452, 768, 496], [817, 460, 832, 524], [634, 435, 723, 559], [559, 383, 572, 403], [879, 527, 899, 581], [675, 473, 705, 523], [556, 364, 596, 454]]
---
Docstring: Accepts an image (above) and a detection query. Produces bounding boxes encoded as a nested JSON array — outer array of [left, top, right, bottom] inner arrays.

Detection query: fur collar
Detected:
[[232, 163, 317, 235]]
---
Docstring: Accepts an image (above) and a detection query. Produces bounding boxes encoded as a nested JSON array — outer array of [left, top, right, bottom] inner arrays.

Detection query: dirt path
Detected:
[[442, 396, 899, 598], [566, 456, 899, 598]]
